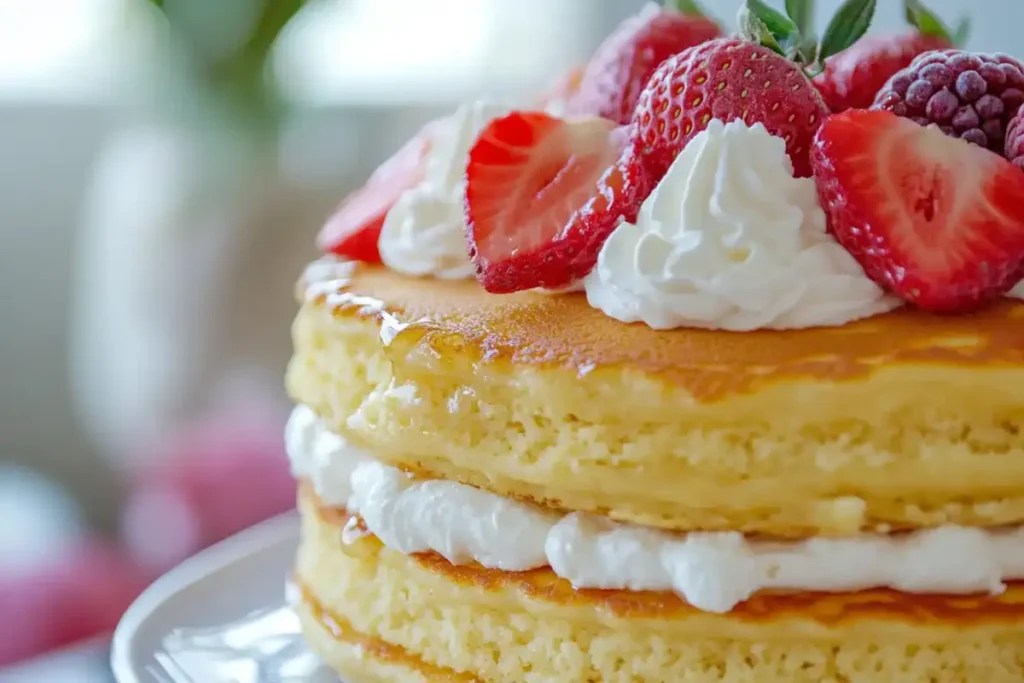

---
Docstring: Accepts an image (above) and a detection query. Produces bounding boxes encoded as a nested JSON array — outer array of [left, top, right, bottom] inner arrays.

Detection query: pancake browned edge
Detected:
[[288, 262, 1024, 537], [294, 484, 1024, 683]]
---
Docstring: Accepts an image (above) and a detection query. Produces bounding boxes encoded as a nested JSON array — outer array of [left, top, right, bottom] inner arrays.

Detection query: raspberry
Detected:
[[1007, 110, 1024, 170], [873, 50, 1024, 151]]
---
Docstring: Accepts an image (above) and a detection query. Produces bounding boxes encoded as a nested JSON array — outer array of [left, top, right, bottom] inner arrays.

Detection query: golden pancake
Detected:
[[287, 260, 1024, 536], [295, 486, 1024, 683]]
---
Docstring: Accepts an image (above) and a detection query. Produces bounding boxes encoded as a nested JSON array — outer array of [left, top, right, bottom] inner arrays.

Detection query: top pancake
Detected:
[[304, 260, 1024, 398], [288, 259, 1024, 536]]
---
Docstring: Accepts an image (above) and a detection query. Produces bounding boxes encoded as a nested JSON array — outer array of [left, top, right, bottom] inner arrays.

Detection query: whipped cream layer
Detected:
[[379, 101, 510, 279], [287, 405, 1024, 614], [584, 119, 900, 331]]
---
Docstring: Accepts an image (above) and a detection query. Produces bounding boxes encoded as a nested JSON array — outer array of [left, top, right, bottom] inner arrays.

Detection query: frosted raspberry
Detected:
[[873, 49, 1024, 151], [1007, 110, 1024, 170]]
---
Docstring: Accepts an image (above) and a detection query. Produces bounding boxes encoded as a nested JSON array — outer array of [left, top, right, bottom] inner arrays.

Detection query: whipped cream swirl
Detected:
[[584, 119, 900, 331], [287, 405, 1024, 614], [379, 101, 510, 279]]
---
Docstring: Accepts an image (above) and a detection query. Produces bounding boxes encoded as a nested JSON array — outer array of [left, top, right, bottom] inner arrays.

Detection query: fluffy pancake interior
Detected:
[[288, 267, 1024, 536]]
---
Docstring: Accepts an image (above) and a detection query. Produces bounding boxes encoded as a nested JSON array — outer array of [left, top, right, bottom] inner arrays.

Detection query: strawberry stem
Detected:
[[740, 0, 874, 79]]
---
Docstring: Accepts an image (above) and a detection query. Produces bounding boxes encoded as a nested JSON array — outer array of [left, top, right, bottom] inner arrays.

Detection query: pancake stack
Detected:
[[286, 262, 1024, 683]]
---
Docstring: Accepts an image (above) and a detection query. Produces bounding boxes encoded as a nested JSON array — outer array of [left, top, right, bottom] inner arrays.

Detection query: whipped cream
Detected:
[[379, 101, 510, 279], [1010, 280, 1024, 299], [584, 119, 900, 331], [286, 405, 1024, 613]]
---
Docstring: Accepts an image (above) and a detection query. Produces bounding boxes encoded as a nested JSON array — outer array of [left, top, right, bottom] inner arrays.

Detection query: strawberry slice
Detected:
[[812, 109, 1024, 313], [317, 120, 440, 261], [465, 112, 628, 293]]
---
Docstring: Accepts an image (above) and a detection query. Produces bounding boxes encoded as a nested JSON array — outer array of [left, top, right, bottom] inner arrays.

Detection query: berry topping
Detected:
[[814, 0, 967, 113], [464, 112, 628, 293], [874, 50, 1024, 150], [812, 109, 1024, 313], [1005, 109, 1024, 170], [631, 37, 829, 179], [317, 120, 439, 261], [567, 0, 721, 125], [629, 0, 880, 180]]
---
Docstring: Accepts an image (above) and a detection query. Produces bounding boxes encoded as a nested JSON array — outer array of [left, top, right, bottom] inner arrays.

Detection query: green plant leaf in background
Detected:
[[145, 0, 307, 133], [952, 16, 971, 47]]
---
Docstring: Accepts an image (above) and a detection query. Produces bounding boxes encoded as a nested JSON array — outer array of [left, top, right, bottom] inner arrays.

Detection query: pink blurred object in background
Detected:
[[120, 408, 295, 576], [0, 408, 295, 667], [0, 541, 147, 667]]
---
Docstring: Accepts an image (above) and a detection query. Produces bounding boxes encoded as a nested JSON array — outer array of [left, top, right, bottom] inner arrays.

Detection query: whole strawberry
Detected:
[[815, 34, 951, 113], [632, 38, 828, 179], [814, 0, 967, 113], [631, 0, 879, 179], [567, 0, 721, 125], [874, 50, 1024, 151]]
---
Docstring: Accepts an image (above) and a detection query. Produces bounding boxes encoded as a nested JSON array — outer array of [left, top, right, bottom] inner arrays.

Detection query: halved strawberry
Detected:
[[465, 112, 629, 293], [316, 120, 440, 261], [812, 109, 1024, 313]]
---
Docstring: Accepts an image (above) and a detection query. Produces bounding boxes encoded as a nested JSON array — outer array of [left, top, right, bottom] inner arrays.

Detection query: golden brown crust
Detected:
[[303, 262, 1024, 402], [296, 579, 481, 683]]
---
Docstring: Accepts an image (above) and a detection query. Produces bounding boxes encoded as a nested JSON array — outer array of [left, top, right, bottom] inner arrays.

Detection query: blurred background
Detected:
[[0, 0, 1019, 679]]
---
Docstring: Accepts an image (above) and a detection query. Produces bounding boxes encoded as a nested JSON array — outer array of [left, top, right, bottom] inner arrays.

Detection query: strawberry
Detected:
[[811, 109, 1024, 313], [631, 37, 830, 179], [464, 0, 878, 295], [464, 112, 631, 293], [567, 0, 721, 125], [814, 32, 952, 113], [813, 0, 967, 113], [316, 120, 440, 261]]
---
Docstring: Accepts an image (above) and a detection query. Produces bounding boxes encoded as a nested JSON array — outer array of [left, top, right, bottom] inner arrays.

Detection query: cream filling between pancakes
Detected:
[[286, 405, 1024, 614]]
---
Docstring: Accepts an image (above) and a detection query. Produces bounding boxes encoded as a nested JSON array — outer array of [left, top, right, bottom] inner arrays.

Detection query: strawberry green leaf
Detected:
[[819, 0, 876, 60], [737, 6, 787, 56], [664, 0, 709, 17], [952, 16, 971, 47], [903, 0, 954, 43], [744, 0, 800, 42], [786, 0, 815, 38]]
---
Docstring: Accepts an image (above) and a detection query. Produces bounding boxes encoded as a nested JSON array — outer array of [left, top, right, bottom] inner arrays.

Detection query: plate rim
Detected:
[[110, 512, 299, 683]]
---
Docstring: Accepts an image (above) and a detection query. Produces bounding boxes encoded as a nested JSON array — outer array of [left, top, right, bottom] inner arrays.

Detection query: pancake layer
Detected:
[[287, 261, 1024, 536], [295, 487, 1024, 683]]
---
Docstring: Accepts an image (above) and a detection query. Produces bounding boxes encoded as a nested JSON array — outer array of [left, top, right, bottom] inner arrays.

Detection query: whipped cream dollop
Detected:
[[379, 101, 510, 279], [584, 119, 900, 331], [287, 405, 1024, 614]]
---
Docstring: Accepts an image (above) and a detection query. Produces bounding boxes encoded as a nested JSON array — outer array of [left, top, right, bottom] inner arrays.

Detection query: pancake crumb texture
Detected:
[[295, 493, 1024, 683], [288, 292, 1024, 536]]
